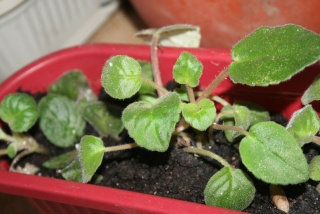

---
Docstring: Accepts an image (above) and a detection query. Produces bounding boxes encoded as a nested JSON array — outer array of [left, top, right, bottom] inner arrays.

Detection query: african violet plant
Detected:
[[0, 24, 320, 211]]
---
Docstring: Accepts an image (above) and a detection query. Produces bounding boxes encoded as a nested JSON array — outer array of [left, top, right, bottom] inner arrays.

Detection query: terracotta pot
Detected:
[[0, 44, 318, 213], [130, 0, 320, 48]]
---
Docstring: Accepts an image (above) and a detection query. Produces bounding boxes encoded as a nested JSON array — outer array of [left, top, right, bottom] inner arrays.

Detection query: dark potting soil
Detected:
[[6, 90, 320, 214]]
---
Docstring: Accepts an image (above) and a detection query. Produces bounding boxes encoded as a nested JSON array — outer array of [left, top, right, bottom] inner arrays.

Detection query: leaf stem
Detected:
[[212, 123, 249, 136], [187, 85, 196, 103], [104, 143, 138, 153], [196, 69, 229, 102], [183, 147, 230, 168], [211, 95, 230, 106], [150, 33, 164, 97], [312, 136, 320, 145], [0, 128, 15, 142], [140, 76, 169, 95], [0, 149, 7, 156]]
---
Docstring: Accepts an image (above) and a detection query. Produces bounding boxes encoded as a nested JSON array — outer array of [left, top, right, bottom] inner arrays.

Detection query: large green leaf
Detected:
[[204, 167, 255, 211], [83, 102, 124, 137], [173, 52, 203, 87], [181, 99, 216, 131], [49, 70, 96, 101], [122, 92, 181, 152], [286, 105, 320, 146], [301, 75, 320, 105], [229, 24, 320, 86], [240, 121, 309, 184], [102, 55, 142, 99], [39, 95, 85, 147], [0, 93, 39, 132], [78, 135, 105, 183]]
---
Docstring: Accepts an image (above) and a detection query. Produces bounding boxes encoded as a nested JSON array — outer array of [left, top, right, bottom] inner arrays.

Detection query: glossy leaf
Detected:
[[78, 135, 105, 183], [229, 24, 320, 86], [204, 167, 255, 211], [173, 52, 203, 87], [302, 75, 320, 105], [49, 70, 96, 101], [83, 102, 124, 137], [286, 105, 320, 146], [309, 156, 320, 181], [0, 93, 39, 132], [240, 121, 309, 184], [42, 150, 78, 169], [122, 92, 181, 152], [181, 99, 216, 131], [102, 55, 142, 99], [39, 95, 85, 147]]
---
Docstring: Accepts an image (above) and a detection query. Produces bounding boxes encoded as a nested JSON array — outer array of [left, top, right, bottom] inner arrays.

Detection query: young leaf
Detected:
[[42, 150, 78, 169], [0, 93, 39, 132], [49, 70, 96, 101], [309, 155, 320, 181], [39, 95, 85, 148], [138, 61, 155, 94], [240, 121, 309, 184], [61, 159, 82, 182], [229, 24, 320, 86], [301, 75, 320, 105], [286, 105, 320, 146], [83, 102, 124, 137], [102, 55, 142, 99], [181, 99, 216, 131], [234, 101, 270, 126], [204, 167, 255, 211], [78, 135, 105, 183], [173, 52, 203, 87], [122, 92, 181, 152], [7, 143, 18, 158]]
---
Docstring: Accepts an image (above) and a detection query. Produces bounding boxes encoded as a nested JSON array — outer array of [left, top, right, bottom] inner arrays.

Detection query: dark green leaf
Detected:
[[230, 24, 320, 86], [39, 95, 85, 147], [204, 167, 255, 210], [286, 105, 320, 146], [102, 55, 142, 99], [122, 92, 181, 152], [173, 52, 203, 87], [240, 121, 309, 184], [0, 93, 39, 132]]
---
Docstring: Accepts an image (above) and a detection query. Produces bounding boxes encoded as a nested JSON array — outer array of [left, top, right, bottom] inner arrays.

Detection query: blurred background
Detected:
[[0, 0, 319, 213]]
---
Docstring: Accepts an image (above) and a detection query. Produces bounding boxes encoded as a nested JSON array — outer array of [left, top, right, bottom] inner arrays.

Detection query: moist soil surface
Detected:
[[4, 90, 320, 214]]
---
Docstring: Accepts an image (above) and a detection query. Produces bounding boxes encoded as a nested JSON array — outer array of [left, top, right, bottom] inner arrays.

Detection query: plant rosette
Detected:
[[0, 24, 320, 213]]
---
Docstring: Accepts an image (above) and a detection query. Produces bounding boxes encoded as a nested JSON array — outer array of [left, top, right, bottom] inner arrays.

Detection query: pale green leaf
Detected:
[[138, 61, 155, 94], [309, 155, 320, 181], [302, 75, 320, 105], [61, 159, 82, 182], [204, 167, 255, 211], [42, 150, 78, 169], [102, 55, 142, 99], [181, 99, 216, 131], [240, 121, 309, 184], [0, 93, 39, 132], [122, 92, 181, 152], [78, 135, 105, 183], [230, 24, 320, 86], [286, 105, 320, 146], [39, 95, 85, 147], [173, 52, 203, 87]]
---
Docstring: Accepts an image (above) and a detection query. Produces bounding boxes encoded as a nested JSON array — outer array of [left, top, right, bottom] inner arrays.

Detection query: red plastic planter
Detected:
[[0, 44, 319, 214]]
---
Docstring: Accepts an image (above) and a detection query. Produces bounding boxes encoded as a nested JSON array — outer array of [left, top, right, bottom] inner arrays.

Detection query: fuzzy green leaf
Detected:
[[102, 55, 142, 99], [173, 52, 203, 87], [309, 155, 320, 181], [0, 93, 39, 132], [83, 102, 124, 137], [240, 121, 309, 184], [138, 61, 155, 94], [61, 159, 82, 182], [43, 150, 78, 169], [229, 24, 320, 86], [39, 95, 85, 147], [286, 105, 320, 146], [302, 75, 320, 105], [78, 135, 105, 183], [122, 92, 181, 152], [204, 167, 255, 211], [181, 99, 216, 131], [49, 70, 96, 101], [234, 101, 270, 126]]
